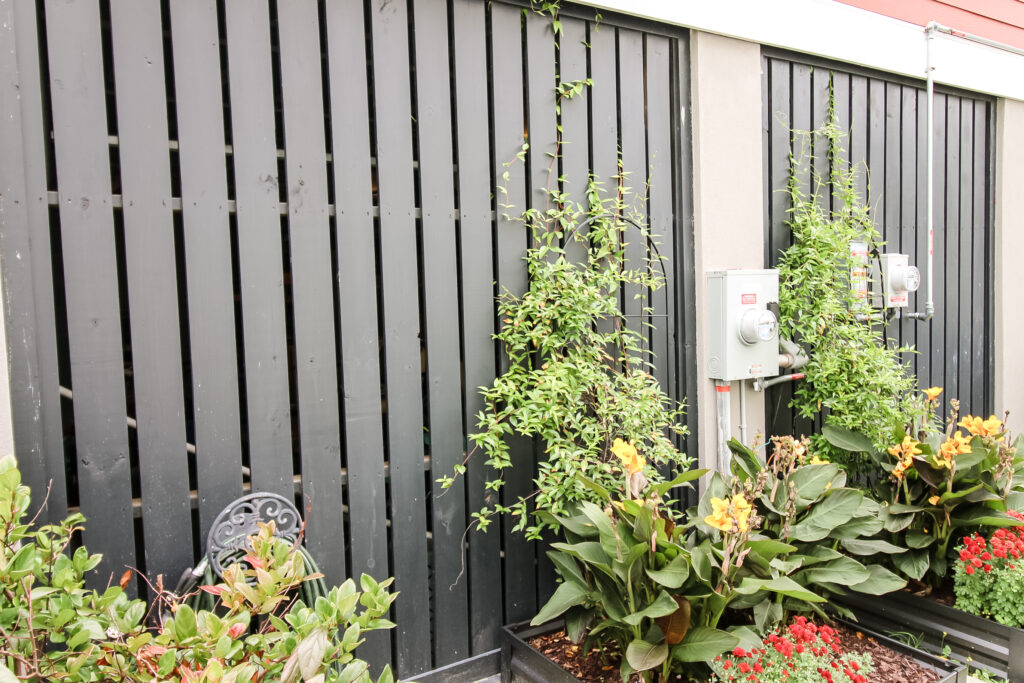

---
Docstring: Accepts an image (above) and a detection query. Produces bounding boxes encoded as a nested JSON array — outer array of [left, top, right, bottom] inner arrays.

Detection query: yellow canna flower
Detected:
[[611, 438, 646, 475], [923, 387, 944, 402], [959, 414, 1004, 439], [732, 494, 753, 533], [704, 497, 734, 532], [928, 495, 941, 506], [809, 455, 828, 465]]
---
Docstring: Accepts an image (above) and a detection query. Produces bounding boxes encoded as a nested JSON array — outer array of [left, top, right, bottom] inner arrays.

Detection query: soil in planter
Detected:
[[528, 624, 941, 682]]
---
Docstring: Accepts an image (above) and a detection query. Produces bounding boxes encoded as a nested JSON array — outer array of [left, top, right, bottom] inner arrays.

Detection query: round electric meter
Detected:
[[738, 309, 778, 345], [891, 265, 921, 293]]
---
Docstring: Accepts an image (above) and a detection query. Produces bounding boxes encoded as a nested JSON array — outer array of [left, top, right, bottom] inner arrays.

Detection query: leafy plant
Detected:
[[438, 184, 691, 539], [823, 395, 1024, 585], [0, 455, 398, 683], [777, 88, 915, 464], [709, 618, 873, 683], [953, 512, 1024, 627]]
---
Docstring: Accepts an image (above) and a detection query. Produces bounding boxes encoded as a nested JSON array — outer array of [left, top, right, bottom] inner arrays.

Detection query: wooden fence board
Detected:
[[367, 0, 431, 674], [943, 96, 960, 396], [915, 89, 932, 387], [44, 0, 136, 587], [900, 86, 918, 365], [223, 0, 293, 500], [0, 2, 66, 522], [883, 83, 901, 346], [324, 0, 391, 669], [109, 0, 192, 585], [618, 29, 646, 341], [930, 95, 948, 395], [168, 0, 243, 542], [850, 75, 869, 204], [275, 0, 346, 586], [490, 2, 536, 627], [450, 0, 502, 655], [971, 100, 988, 414], [589, 23, 618, 189], [411, 0, 469, 666], [867, 78, 886, 237], [958, 98, 974, 406], [646, 35, 675, 400], [559, 17, 590, 264]]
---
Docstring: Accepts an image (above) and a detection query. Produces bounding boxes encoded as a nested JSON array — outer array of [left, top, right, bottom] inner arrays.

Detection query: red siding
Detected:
[[834, 0, 1024, 50]]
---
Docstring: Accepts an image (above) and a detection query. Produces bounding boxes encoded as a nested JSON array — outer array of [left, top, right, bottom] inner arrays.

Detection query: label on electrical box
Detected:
[[748, 363, 764, 376], [888, 294, 908, 306], [741, 293, 757, 305]]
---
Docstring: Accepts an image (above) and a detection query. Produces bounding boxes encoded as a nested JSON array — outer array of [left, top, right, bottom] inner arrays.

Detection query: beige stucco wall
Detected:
[[690, 31, 767, 475], [994, 98, 1024, 422]]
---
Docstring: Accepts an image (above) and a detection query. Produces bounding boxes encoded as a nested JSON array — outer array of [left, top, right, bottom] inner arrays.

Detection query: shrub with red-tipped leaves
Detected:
[[709, 617, 872, 683], [954, 510, 1024, 626]]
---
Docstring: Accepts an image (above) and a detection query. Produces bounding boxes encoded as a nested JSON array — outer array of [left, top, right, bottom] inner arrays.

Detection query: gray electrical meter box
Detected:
[[706, 269, 780, 380]]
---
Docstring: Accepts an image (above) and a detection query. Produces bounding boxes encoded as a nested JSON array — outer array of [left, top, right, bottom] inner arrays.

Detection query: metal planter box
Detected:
[[840, 591, 1024, 682], [501, 619, 965, 682]]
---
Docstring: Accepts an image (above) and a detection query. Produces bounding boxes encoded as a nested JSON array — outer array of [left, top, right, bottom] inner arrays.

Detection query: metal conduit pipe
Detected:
[[909, 22, 937, 322], [715, 380, 732, 474]]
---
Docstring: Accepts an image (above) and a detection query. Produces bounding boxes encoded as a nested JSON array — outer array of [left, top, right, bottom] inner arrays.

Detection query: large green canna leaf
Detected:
[[625, 639, 669, 671], [734, 575, 825, 602], [891, 548, 930, 580], [622, 590, 680, 626], [797, 556, 870, 586], [822, 424, 874, 453], [789, 463, 843, 505], [670, 627, 739, 663], [530, 580, 589, 626], [840, 538, 907, 555], [789, 488, 863, 541], [849, 565, 906, 595], [645, 554, 690, 589]]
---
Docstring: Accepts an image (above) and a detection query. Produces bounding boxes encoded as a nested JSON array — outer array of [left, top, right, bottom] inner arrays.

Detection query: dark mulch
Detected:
[[528, 624, 942, 682], [833, 622, 940, 683]]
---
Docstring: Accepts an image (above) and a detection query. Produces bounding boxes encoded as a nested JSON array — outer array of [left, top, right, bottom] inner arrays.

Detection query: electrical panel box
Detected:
[[873, 253, 920, 309], [706, 269, 780, 381]]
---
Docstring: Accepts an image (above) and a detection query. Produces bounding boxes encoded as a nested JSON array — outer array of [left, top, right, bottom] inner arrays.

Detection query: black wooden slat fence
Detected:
[[762, 51, 994, 440], [1, 0, 693, 676]]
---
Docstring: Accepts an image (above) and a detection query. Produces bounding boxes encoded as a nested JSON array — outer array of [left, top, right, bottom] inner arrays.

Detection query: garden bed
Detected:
[[501, 619, 966, 682], [840, 590, 1024, 682]]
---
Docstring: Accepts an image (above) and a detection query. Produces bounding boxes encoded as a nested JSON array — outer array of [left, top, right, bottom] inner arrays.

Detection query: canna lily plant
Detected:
[[823, 389, 1024, 586]]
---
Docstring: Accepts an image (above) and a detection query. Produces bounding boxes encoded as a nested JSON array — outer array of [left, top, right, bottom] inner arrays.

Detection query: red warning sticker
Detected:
[[741, 293, 757, 305]]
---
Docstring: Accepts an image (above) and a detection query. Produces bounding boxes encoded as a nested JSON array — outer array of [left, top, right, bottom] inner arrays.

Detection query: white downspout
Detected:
[[909, 22, 937, 322]]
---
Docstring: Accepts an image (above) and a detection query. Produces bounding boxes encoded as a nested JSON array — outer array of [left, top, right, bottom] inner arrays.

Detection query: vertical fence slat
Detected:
[[883, 82, 901, 347], [169, 0, 243, 541], [0, 2, 66, 521], [411, 0, 469, 666], [789, 63, 812, 436], [524, 9, 559, 608], [275, 0, 345, 586], [915, 89, 932, 388], [451, 0, 502, 655], [618, 29, 646, 339], [324, 0, 390, 669], [850, 75, 869, 203], [646, 35, 674, 402], [832, 72, 851, 174], [589, 22, 618, 187], [930, 95, 948, 396], [223, 0, 293, 499], [491, 1, 536, 627], [559, 17, 590, 264], [867, 78, 886, 237], [44, 0, 136, 586], [972, 100, 988, 414], [958, 100, 974, 408], [943, 96, 960, 397], [109, 0, 192, 585], [811, 67, 830, 206], [367, 0, 431, 674], [900, 86, 918, 369]]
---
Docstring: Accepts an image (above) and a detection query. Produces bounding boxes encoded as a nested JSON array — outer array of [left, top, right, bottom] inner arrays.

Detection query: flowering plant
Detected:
[[953, 511, 1024, 627], [824, 391, 1024, 585], [709, 617, 873, 683]]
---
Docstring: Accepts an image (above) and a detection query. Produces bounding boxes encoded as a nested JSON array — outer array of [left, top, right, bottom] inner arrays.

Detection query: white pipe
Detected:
[[909, 22, 936, 322], [928, 21, 1024, 58], [715, 380, 732, 474], [738, 380, 748, 446]]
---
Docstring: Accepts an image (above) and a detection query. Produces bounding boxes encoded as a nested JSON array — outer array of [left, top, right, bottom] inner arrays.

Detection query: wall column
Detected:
[[994, 98, 1024, 421], [690, 31, 767, 476]]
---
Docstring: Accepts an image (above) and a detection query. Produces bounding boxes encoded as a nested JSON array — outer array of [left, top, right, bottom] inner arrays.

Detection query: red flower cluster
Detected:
[[958, 511, 1024, 575], [712, 618, 870, 683]]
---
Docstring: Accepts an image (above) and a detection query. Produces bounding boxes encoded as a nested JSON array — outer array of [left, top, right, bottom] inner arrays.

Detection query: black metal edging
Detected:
[[839, 591, 1024, 682], [407, 648, 501, 683], [502, 619, 965, 683]]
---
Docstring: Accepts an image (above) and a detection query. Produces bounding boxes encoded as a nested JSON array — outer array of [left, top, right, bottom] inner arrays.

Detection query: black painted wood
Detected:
[[451, 0, 503, 657], [558, 16, 590, 265], [223, 0, 293, 499], [109, 0, 193, 587], [275, 0, 346, 587], [490, 2, 537, 628], [324, 0, 391, 670], [168, 0, 244, 542], [0, 2, 66, 523], [411, 0, 469, 667], [367, 0, 431, 674], [762, 52, 994, 440], [44, 0, 136, 588]]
